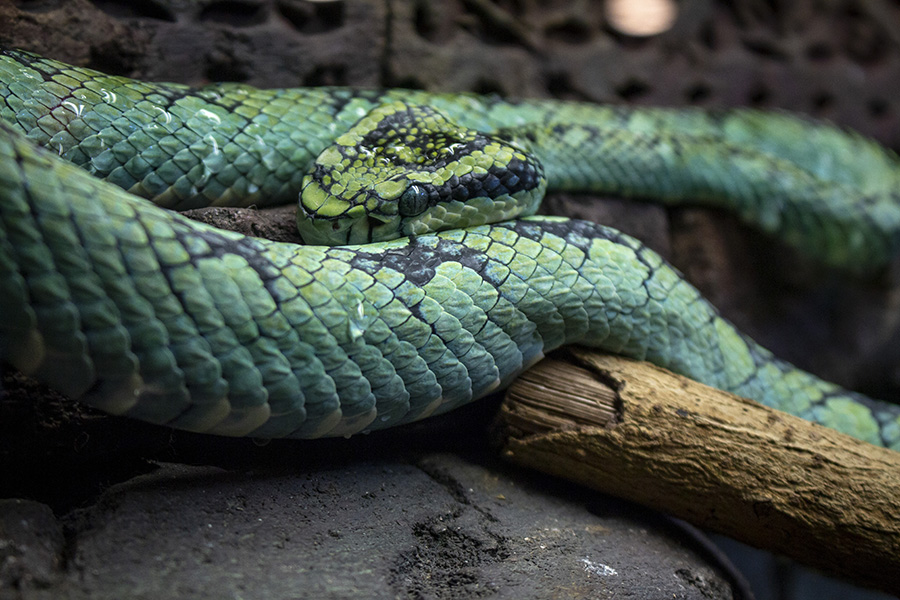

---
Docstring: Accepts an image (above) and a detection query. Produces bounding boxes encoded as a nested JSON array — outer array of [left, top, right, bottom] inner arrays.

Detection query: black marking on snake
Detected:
[[506, 218, 613, 253], [360, 106, 542, 202], [329, 88, 393, 118], [435, 160, 541, 206], [404, 299, 435, 338], [348, 234, 490, 289], [348, 237, 440, 286], [505, 219, 669, 311], [141, 85, 196, 107], [359, 111, 492, 168], [312, 156, 542, 219], [170, 220, 283, 286]]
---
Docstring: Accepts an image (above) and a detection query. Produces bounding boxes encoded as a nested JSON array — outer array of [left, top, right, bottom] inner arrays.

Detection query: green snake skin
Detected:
[[1, 49, 899, 447]]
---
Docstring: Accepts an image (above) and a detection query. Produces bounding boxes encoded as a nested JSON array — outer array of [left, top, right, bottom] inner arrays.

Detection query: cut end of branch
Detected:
[[502, 355, 621, 435]]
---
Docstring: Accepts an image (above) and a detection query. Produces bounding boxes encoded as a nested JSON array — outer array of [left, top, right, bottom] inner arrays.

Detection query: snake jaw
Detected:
[[298, 207, 439, 246], [345, 212, 402, 245], [296, 191, 402, 245]]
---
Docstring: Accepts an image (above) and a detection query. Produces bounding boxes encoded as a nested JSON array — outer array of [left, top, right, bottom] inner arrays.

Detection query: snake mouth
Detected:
[[295, 218, 342, 246], [296, 211, 399, 246], [347, 213, 399, 244]]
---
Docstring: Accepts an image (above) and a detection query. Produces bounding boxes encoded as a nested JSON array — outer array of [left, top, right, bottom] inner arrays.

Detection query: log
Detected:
[[498, 348, 900, 595]]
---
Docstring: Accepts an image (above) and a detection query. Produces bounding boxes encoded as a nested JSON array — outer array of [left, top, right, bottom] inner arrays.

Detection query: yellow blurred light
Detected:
[[606, 0, 677, 37]]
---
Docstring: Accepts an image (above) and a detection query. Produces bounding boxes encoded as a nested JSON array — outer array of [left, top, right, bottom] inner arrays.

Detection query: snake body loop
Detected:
[[1, 49, 899, 447]]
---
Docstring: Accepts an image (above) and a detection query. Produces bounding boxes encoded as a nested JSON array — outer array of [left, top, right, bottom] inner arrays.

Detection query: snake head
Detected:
[[297, 102, 546, 245]]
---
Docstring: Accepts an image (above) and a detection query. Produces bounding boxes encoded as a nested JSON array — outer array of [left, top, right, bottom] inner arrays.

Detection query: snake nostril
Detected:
[[332, 221, 341, 231]]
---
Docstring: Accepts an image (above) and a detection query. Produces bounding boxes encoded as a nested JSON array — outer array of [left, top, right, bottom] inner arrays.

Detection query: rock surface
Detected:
[[5, 454, 739, 600], [1, 395, 744, 599]]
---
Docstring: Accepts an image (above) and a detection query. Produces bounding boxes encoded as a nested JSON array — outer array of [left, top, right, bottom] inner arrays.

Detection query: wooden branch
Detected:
[[498, 348, 900, 595]]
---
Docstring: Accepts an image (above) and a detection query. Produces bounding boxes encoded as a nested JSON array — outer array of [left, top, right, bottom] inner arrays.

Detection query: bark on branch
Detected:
[[498, 348, 900, 595]]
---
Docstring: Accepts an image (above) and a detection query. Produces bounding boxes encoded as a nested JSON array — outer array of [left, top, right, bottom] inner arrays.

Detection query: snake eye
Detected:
[[398, 184, 429, 217]]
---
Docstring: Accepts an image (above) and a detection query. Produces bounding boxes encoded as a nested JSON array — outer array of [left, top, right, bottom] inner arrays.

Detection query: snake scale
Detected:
[[1, 48, 899, 448]]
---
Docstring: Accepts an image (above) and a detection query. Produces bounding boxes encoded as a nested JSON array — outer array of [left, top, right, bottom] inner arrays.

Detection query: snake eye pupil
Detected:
[[398, 184, 429, 217]]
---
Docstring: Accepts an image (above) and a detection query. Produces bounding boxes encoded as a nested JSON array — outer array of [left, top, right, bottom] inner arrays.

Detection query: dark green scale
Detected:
[[2, 49, 900, 448]]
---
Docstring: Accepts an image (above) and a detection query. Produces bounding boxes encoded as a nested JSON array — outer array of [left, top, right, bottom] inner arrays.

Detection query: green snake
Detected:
[[1, 49, 899, 448]]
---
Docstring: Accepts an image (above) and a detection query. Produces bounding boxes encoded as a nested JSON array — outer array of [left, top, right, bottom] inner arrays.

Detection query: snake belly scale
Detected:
[[0, 48, 899, 447]]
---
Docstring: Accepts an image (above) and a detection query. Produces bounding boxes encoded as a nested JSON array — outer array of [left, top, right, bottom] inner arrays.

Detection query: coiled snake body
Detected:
[[1, 49, 899, 447]]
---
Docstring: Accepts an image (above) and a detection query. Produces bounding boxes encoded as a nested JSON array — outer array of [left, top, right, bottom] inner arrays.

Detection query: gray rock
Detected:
[[0, 500, 64, 593], [8, 454, 738, 600]]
